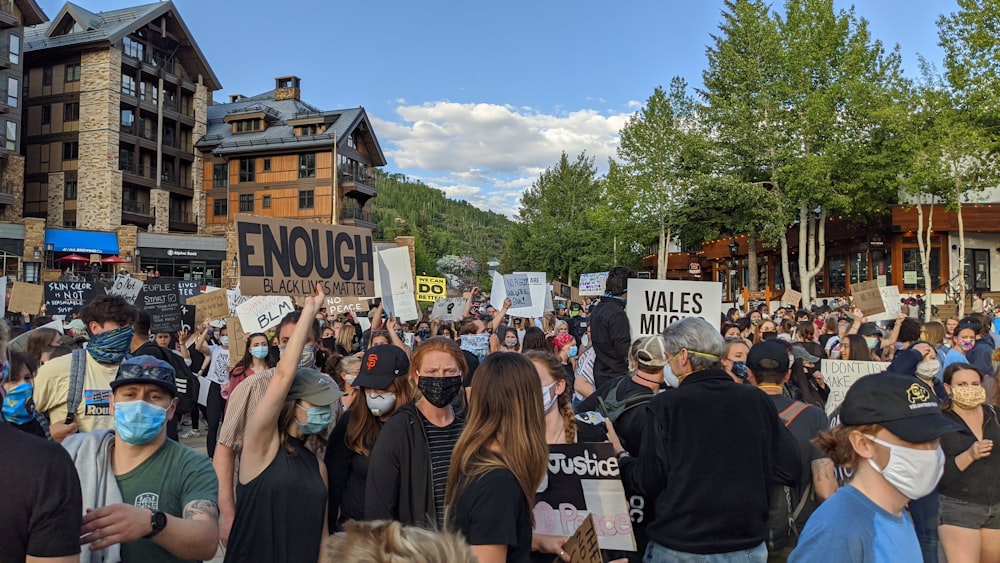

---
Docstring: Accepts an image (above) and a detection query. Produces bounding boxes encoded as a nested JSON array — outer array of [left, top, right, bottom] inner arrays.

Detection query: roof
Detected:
[[24, 1, 221, 91], [15, 0, 48, 26], [197, 93, 387, 165]]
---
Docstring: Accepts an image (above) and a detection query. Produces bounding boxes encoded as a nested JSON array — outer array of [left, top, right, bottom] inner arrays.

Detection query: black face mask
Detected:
[[322, 337, 337, 350], [761, 331, 777, 341], [418, 376, 463, 408], [417, 330, 431, 340]]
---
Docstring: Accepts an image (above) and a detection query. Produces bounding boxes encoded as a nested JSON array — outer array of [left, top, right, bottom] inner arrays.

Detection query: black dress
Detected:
[[225, 437, 327, 563]]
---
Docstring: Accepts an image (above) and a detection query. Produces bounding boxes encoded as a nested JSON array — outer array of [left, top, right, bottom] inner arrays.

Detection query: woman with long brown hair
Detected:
[[325, 345, 414, 532], [445, 352, 547, 562]]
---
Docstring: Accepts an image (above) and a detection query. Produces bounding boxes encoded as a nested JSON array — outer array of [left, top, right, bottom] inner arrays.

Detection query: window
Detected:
[[238, 158, 255, 183], [121, 73, 136, 97], [298, 153, 315, 178], [298, 124, 318, 136], [903, 248, 941, 291], [238, 194, 254, 212], [212, 163, 228, 188], [120, 109, 134, 127], [42, 66, 52, 86], [64, 102, 79, 122], [298, 189, 314, 209], [41, 104, 51, 125], [122, 37, 143, 60], [62, 141, 78, 160], [64, 181, 77, 200], [213, 197, 228, 218], [6, 77, 16, 108], [64, 63, 80, 83], [9, 34, 20, 66], [262, 195, 271, 208], [262, 158, 271, 171], [234, 119, 260, 133], [4, 121, 14, 151]]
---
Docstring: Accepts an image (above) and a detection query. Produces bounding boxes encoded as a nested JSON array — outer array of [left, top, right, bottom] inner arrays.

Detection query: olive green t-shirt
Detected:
[[116, 439, 218, 563]]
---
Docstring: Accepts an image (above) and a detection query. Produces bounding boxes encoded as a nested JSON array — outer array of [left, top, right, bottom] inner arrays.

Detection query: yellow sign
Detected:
[[416, 276, 447, 301]]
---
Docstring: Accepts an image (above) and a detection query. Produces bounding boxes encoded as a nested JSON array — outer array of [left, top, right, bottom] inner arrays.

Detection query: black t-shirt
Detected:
[[0, 422, 82, 562], [767, 395, 829, 523], [461, 350, 480, 388], [451, 466, 532, 563], [576, 377, 655, 454]]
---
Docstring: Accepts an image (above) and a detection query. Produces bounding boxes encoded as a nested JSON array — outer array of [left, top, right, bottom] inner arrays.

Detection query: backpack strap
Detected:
[[778, 400, 810, 428], [64, 348, 88, 424]]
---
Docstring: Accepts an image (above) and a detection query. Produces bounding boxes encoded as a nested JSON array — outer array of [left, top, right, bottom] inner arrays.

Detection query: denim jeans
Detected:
[[644, 541, 767, 563], [909, 491, 939, 563]]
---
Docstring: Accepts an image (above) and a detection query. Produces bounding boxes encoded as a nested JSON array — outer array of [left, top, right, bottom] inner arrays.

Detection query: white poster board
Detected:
[[431, 297, 466, 322], [579, 272, 609, 296], [376, 247, 418, 321], [107, 274, 144, 305], [0, 276, 7, 318], [625, 279, 723, 339], [226, 285, 249, 317], [821, 360, 887, 415], [504, 274, 533, 308], [236, 295, 294, 333], [866, 286, 901, 323]]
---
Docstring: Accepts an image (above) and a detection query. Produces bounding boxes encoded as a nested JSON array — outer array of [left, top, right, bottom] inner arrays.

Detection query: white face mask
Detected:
[[865, 435, 945, 500], [365, 391, 397, 416], [219, 335, 229, 347], [915, 359, 941, 381], [541, 381, 558, 413]]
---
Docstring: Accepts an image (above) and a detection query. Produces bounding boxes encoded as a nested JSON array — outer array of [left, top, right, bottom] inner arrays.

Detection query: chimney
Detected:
[[274, 76, 301, 101], [229, 94, 246, 103]]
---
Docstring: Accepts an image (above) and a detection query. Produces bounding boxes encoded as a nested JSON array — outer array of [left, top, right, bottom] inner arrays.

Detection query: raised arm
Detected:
[[463, 286, 481, 319], [194, 321, 211, 356], [489, 298, 511, 333]]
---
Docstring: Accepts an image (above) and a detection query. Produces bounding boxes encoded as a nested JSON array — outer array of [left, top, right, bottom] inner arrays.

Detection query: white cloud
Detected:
[[370, 101, 629, 218]]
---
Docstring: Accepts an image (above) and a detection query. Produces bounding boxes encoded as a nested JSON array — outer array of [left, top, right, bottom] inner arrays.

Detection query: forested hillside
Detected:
[[372, 170, 512, 276]]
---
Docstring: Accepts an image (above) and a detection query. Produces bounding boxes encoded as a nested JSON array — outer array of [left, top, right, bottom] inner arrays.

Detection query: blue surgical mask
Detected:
[[865, 337, 879, 350], [731, 361, 749, 380], [250, 345, 269, 359], [296, 404, 332, 435], [114, 400, 167, 445], [568, 346, 578, 358], [280, 344, 316, 368], [2, 382, 35, 424]]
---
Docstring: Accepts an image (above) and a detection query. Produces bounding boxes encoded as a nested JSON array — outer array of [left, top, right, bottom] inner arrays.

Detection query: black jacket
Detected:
[[589, 297, 631, 389], [365, 402, 442, 527], [620, 368, 801, 555]]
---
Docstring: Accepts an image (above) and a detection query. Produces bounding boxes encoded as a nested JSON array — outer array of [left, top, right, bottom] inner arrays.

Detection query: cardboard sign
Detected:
[[187, 289, 228, 325], [227, 316, 246, 368], [534, 443, 636, 552], [579, 272, 609, 296], [107, 274, 143, 305], [44, 281, 99, 316], [504, 274, 533, 308], [553, 281, 573, 300], [782, 288, 802, 309], [227, 286, 248, 317], [236, 295, 294, 333], [415, 276, 447, 302], [235, 214, 375, 297], [8, 281, 43, 314], [138, 279, 182, 334], [625, 279, 723, 338], [561, 515, 601, 563], [821, 360, 887, 415], [325, 295, 369, 315], [431, 297, 466, 322], [867, 286, 902, 323], [850, 280, 884, 317]]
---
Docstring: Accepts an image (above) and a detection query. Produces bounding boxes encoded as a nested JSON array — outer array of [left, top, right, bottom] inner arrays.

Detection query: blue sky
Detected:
[[37, 0, 952, 217]]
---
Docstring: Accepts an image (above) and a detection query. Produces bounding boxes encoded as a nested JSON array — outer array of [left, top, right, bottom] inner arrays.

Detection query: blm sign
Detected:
[[236, 215, 375, 298]]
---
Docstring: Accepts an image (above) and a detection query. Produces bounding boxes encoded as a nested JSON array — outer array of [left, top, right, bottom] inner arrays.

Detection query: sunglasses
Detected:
[[118, 363, 174, 383]]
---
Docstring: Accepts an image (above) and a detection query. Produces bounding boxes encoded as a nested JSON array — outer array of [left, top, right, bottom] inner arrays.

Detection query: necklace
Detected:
[[634, 372, 662, 387]]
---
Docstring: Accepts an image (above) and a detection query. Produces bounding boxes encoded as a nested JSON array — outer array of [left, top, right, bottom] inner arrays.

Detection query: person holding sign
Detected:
[[791, 374, 961, 561], [445, 352, 548, 563]]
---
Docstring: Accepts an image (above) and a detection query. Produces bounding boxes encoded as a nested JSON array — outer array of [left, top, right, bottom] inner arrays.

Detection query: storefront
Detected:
[[135, 233, 226, 286]]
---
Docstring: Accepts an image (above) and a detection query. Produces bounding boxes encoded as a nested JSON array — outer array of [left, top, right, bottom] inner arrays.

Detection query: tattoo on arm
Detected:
[[812, 458, 834, 480], [183, 499, 220, 522]]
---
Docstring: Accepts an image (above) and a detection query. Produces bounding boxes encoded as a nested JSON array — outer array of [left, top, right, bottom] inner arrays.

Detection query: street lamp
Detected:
[[728, 240, 739, 259]]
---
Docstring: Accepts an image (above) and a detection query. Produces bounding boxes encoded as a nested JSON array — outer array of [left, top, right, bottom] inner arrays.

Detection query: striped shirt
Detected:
[[419, 411, 464, 528]]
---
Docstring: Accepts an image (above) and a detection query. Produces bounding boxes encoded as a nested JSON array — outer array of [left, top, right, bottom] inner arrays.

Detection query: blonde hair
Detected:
[[325, 520, 475, 563], [444, 353, 547, 527]]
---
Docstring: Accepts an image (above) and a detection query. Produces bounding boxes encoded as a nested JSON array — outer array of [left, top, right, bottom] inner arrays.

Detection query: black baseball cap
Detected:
[[858, 322, 881, 337], [354, 344, 410, 390], [111, 355, 176, 395], [747, 341, 790, 372], [840, 373, 963, 443]]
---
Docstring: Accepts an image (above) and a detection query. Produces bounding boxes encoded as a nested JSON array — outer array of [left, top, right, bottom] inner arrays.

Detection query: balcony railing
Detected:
[[341, 207, 374, 224], [119, 161, 154, 180], [0, 1, 18, 28], [122, 199, 152, 216], [24, 200, 47, 215], [169, 210, 194, 224]]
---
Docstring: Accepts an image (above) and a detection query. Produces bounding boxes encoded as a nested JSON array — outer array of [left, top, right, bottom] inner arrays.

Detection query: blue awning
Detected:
[[44, 229, 119, 255]]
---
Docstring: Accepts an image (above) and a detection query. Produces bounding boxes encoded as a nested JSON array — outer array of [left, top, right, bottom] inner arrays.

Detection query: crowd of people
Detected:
[[3, 265, 1000, 562]]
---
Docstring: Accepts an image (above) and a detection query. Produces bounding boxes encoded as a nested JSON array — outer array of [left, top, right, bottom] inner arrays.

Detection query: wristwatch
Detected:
[[144, 510, 167, 539]]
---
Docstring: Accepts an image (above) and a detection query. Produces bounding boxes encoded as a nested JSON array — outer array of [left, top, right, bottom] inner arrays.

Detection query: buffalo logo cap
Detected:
[[839, 372, 963, 443]]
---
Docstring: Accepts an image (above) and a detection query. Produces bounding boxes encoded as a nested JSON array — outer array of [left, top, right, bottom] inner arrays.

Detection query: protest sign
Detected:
[[491, 271, 548, 318], [625, 279, 723, 338], [504, 274, 533, 308], [107, 274, 143, 305], [139, 279, 183, 334], [235, 214, 375, 297], [175, 280, 202, 304], [561, 516, 601, 563], [415, 276, 446, 302], [460, 333, 490, 362], [179, 304, 196, 333], [325, 295, 368, 315], [553, 281, 573, 300], [782, 288, 802, 309], [227, 286, 248, 317], [0, 276, 7, 317], [867, 286, 902, 323], [375, 247, 418, 321], [236, 295, 294, 333], [431, 297, 466, 322], [186, 289, 228, 325], [8, 281, 42, 314], [227, 316, 245, 368], [534, 443, 635, 552], [850, 280, 884, 317], [821, 360, 887, 415], [579, 272, 608, 296], [44, 281, 99, 316]]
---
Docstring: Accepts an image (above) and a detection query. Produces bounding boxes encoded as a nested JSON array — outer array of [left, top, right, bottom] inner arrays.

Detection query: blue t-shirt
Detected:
[[790, 485, 920, 563], [942, 347, 967, 370]]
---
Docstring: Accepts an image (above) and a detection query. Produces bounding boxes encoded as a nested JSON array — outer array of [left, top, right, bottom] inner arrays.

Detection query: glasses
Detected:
[[418, 369, 462, 378], [118, 363, 174, 383]]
